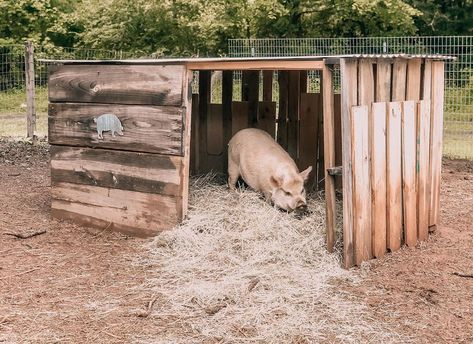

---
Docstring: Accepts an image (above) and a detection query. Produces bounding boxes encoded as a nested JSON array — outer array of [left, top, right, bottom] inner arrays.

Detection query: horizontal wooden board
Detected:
[[48, 64, 184, 106], [49, 102, 183, 155], [51, 182, 181, 237], [50, 146, 182, 196]]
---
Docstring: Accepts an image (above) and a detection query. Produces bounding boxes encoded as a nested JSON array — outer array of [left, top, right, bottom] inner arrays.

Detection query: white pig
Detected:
[[228, 128, 312, 212]]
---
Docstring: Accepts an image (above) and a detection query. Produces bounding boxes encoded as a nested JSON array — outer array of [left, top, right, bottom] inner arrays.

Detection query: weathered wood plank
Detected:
[[386, 102, 403, 251], [376, 59, 391, 102], [186, 60, 325, 71], [418, 100, 431, 241], [262, 71, 273, 101], [48, 64, 184, 106], [300, 70, 308, 93], [277, 71, 289, 149], [257, 101, 277, 138], [242, 71, 259, 127], [421, 60, 432, 101], [299, 93, 318, 185], [222, 70, 233, 173], [429, 61, 445, 227], [50, 146, 181, 196], [351, 105, 372, 265], [48, 103, 183, 155], [198, 71, 211, 172], [322, 64, 336, 253], [371, 102, 387, 258], [340, 58, 358, 268], [51, 182, 181, 237], [334, 93, 342, 190], [317, 84, 325, 190], [287, 71, 300, 160], [180, 69, 193, 217], [358, 59, 375, 105], [232, 101, 249, 136], [392, 59, 408, 101], [25, 41, 36, 138], [190, 94, 199, 174], [207, 104, 224, 155], [402, 101, 418, 247], [406, 58, 422, 101]]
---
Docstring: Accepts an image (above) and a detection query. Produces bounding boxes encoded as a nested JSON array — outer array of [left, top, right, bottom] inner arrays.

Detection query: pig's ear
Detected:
[[300, 166, 312, 181], [270, 175, 283, 188]]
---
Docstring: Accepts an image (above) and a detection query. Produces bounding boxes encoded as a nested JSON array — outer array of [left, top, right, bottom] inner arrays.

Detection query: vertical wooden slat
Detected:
[[358, 59, 375, 105], [340, 58, 358, 268], [207, 104, 223, 155], [248, 71, 260, 127], [429, 61, 445, 227], [222, 70, 233, 172], [317, 92, 324, 190], [406, 58, 422, 101], [25, 41, 36, 138], [262, 71, 273, 102], [257, 101, 277, 137], [322, 64, 336, 253], [421, 60, 432, 101], [371, 102, 387, 258], [376, 59, 392, 102], [351, 105, 371, 265], [181, 69, 194, 218], [198, 71, 211, 173], [300, 70, 308, 93], [386, 102, 403, 251], [299, 93, 318, 186], [392, 59, 407, 101], [402, 101, 418, 247], [190, 94, 199, 174], [231, 101, 249, 136], [277, 71, 289, 149], [418, 100, 431, 241], [287, 70, 300, 160], [334, 94, 342, 190]]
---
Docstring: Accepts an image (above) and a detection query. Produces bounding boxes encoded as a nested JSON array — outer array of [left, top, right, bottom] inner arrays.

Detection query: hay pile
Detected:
[[138, 175, 405, 343]]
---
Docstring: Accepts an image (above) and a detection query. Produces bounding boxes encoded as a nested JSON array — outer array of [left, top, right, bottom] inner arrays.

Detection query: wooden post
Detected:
[[287, 70, 300, 160], [340, 58, 358, 268], [181, 69, 194, 218], [242, 71, 259, 127], [322, 64, 336, 253], [277, 71, 289, 149], [417, 100, 431, 241], [222, 71, 233, 172], [198, 71, 211, 173], [262, 71, 273, 101], [25, 41, 36, 138]]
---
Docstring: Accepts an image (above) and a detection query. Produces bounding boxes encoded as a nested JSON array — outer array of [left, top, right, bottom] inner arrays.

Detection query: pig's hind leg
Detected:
[[227, 158, 240, 191]]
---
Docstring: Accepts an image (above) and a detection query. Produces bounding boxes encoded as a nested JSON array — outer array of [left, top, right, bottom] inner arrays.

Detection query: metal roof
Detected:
[[39, 53, 456, 65]]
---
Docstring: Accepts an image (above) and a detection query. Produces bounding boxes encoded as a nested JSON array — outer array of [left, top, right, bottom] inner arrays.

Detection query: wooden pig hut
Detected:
[[45, 54, 452, 268]]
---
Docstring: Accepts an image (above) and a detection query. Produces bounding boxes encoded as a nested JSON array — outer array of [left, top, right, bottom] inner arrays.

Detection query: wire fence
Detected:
[[228, 36, 473, 159], [0, 43, 135, 138]]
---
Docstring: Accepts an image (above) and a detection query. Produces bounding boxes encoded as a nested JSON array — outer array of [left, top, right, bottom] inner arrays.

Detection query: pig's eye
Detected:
[[284, 191, 291, 196]]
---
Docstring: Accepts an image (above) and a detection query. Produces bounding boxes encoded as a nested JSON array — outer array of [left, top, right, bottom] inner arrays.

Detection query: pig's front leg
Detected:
[[263, 191, 272, 204]]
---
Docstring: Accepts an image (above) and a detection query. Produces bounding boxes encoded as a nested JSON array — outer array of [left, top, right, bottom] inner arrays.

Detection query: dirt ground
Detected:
[[0, 139, 472, 343]]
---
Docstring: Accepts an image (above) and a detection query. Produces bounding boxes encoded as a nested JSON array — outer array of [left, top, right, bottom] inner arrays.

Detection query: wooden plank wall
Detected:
[[192, 69, 322, 185], [48, 64, 187, 237], [341, 58, 445, 268]]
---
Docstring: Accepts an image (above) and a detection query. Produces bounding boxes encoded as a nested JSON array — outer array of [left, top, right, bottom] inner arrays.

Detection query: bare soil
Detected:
[[0, 139, 472, 343]]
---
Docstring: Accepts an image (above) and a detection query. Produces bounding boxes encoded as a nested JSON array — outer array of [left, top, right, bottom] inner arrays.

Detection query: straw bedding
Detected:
[[137, 174, 405, 343]]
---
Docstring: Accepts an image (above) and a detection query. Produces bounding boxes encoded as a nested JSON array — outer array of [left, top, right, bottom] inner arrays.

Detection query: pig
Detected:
[[228, 128, 312, 212]]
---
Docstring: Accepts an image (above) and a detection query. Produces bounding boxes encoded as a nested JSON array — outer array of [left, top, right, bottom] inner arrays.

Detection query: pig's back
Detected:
[[229, 128, 297, 190]]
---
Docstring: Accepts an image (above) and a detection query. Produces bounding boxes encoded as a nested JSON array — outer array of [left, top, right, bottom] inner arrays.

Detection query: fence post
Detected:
[[25, 41, 36, 138]]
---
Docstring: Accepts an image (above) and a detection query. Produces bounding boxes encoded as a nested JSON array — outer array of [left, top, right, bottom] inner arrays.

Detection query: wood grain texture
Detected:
[[180, 69, 193, 217], [287, 71, 301, 160], [358, 59, 375, 105], [317, 81, 325, 190], [242, 71, 259, 127], [198, 71, 211, 172], [417, 100, 431, 241], [386, 102, 403, 251], [207, 104, 224, 155], [322, 64, 336, 253], [190, 94, 199, 174], [340, 58, 358, 268], [429, 61, 445, 226], [257, 101, 277, 138], [334, 94, 342, 190], [50, 146, 181, 196], [299, 93, 319, 185], [371, 102, 387, 258], [232, 101, 249, 136], [392, 59, 408, 101], [186, 60, 325, 71], [51, 182, 181, 237], [402, 101, 418, 247], [376, 59, 392, 102], [351, 105, 372, 265], [48, 102, 183, 155], [277, 71, 289, 149], [421, 60, 432, 101], [25, 41, 36, 137], [406, 58, 422, 101], [262, 71, 273, 101], [48, 64, 184, 106], [222, 71, 233, 172]]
